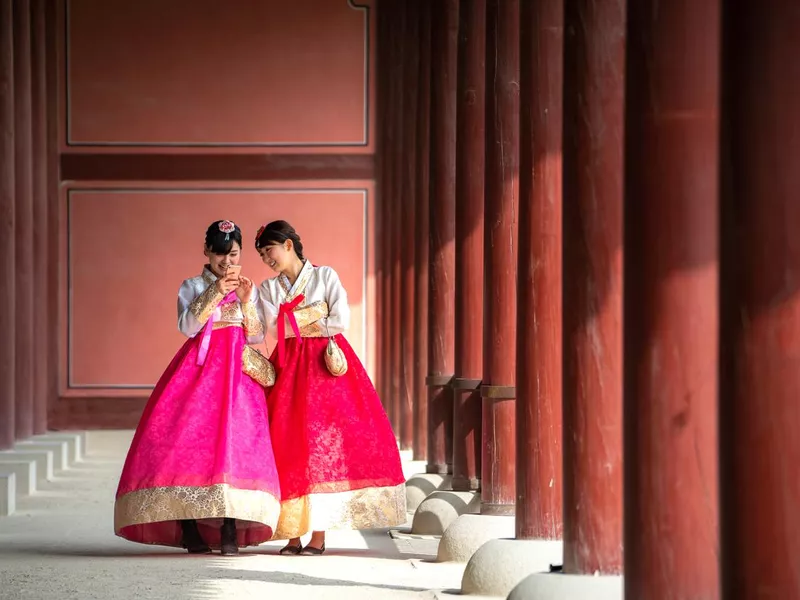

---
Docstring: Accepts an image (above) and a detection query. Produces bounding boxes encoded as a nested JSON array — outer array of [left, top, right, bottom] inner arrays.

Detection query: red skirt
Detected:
[[267, 334, 406, 539]]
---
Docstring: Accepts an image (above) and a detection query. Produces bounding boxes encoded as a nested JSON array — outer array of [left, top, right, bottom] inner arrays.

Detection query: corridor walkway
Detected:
[[0, 432, 466, 600]]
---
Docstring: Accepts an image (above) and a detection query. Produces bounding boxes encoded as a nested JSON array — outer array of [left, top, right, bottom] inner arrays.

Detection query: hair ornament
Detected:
[[219, 220, 236, 240]]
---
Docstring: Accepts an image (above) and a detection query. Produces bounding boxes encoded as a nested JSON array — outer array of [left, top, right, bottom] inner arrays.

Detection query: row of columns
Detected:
[[0, 0, 54, 450], [377, 0, 800, 598]]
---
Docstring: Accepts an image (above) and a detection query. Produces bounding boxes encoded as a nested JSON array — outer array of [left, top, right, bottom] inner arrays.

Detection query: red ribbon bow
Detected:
[[277, 294, 305, 366]]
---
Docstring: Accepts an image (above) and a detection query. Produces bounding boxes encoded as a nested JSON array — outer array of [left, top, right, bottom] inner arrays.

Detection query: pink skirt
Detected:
[[266, 334, 406, 539], [115, 325, 281, 549]]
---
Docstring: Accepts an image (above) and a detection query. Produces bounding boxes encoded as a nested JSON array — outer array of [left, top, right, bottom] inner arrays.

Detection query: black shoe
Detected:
[[279, 542, 303, 555], [300, 543, 326, 556], [180, 519, 211, 554], [220, 518, 239, 556]]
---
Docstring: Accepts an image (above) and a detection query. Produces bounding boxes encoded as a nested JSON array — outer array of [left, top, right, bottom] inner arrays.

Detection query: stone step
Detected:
[[0, 471, 16, 516], [14, 440, 69, 472], [0, 449, 54, 483], [0, 457, 36, 496], [32, 431, 85, 464]]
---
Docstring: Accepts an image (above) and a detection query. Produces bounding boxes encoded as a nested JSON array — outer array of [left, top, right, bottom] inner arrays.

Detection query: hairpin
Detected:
[[219, 220, 236, 241]]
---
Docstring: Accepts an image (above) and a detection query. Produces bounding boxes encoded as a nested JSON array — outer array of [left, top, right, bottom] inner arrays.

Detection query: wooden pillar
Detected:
[[516, 0, 563, 540], [389, 2, 406, 435], [375, 3, 387, 412], [561, 0, 624, 574], [412, 1, 432, 462], [399, 0, 420, 452], [45, 0, 59, 422], [31, 0, 47, 435], [380, 0, 400, 431], [13, 0, 34, 441], [624, 0, 720, 596], [0, 0, 15, 450], [378, 0, 395, 417], [720, 3, 800, 598], [480, 0, 518, 515], [452, 0, 485, 493], [427, 0, 458, 475]]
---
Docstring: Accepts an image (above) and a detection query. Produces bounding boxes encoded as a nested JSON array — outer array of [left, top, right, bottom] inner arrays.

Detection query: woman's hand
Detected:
[[215, 271, 240, 295], [236, 276, 254, 303]]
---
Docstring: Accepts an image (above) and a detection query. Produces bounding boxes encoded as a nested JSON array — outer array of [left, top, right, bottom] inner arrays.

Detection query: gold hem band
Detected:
[[273, 483, 408, 540], [114, 483, 280, 533]]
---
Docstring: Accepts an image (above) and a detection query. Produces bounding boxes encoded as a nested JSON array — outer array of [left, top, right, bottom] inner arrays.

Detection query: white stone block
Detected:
[[15, 440, 69, 472], [0, 449, 54, 482], [33, 431, 84, 463], [0, 457, 36, 495], [0, 471, 16, 516]]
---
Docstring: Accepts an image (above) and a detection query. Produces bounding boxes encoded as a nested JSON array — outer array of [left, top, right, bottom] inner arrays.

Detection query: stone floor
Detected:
[[0, 431, 467, 600]]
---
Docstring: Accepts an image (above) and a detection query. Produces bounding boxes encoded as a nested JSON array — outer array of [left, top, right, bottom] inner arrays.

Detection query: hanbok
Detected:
[[114, 267, 281, 550], [258, 260, 406, 539]]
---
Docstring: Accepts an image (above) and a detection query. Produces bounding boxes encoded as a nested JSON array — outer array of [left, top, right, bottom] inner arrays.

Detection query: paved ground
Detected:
[[0, 431, 467, 600]]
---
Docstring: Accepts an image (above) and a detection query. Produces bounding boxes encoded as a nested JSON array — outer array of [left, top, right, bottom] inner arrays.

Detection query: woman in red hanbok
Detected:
[[255, 220, 406, 555], [114, 220, 281, 556]]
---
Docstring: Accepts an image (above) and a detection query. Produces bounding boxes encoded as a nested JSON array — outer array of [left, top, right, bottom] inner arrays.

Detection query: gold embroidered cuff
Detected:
[[272, 483, 407, 540], [241, 300, 263, 337], [188, 283, 225, 325]]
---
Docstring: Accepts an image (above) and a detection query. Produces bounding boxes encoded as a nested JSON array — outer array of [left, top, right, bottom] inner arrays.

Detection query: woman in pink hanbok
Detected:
[[254, 220, 406, 556], [114, 220, 281, 556]]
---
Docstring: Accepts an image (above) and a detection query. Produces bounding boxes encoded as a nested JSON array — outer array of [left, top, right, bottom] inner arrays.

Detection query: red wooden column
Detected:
[[480, 0, 518, 515], [381, 0, 400, 431], [412, 2, 432, 462], [0, 0, 15, 450], [516, 0, 563, 540], [426, 0, 458, 476], [31, 0, 47, 434], [721, 3, 800, 598], [375, 3, 388, 411], [389, 3, 406, 435], [13, 0, 34, 441], [399, 0, 420, 452], [560, 0, 624, 573], [451, 0, 485, 493], [45, 0, 59, 422], [624, 0, 720, 597]]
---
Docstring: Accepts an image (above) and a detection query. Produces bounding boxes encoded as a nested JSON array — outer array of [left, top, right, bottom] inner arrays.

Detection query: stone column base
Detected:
[[411, 490, 481, 535], [405, 473, 452, 513], [508, 571, 623, 600], [461, 538, 563, 597], [436, 513, 516, 563]]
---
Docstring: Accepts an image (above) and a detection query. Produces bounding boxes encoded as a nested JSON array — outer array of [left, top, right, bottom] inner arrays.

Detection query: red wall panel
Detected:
[[66, 186, 370, 392], [65, 0, 372, 147]]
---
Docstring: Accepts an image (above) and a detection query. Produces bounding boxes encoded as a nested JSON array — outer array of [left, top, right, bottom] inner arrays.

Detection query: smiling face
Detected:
[[205, 241, 241, 278], [257, 239, 294, 274]]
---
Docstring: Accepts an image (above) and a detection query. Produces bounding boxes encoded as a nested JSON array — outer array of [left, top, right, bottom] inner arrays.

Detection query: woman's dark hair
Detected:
[[255, 220, 305, 260], [205, 220, 242, 255]]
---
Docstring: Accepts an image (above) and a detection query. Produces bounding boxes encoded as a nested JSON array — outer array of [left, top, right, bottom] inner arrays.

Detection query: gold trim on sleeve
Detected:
[[240, 300, 264, 337], [188, 283, 225, 325]]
